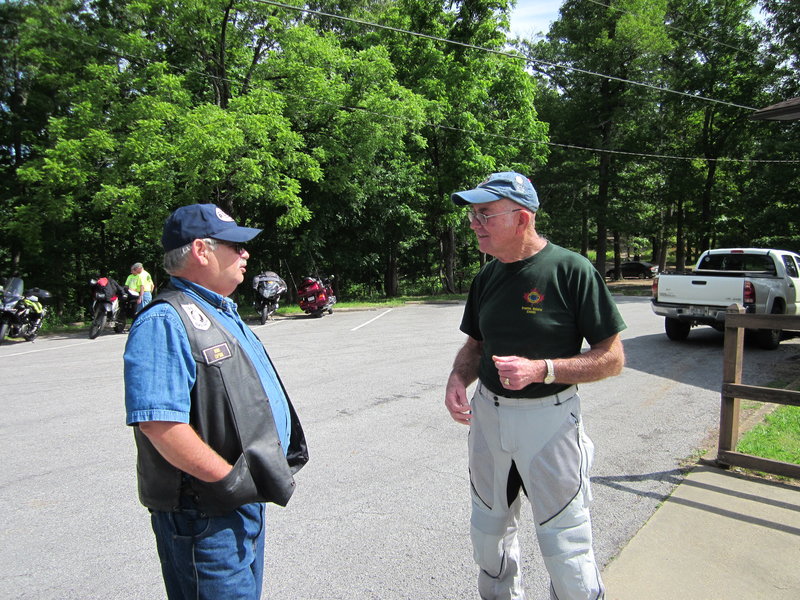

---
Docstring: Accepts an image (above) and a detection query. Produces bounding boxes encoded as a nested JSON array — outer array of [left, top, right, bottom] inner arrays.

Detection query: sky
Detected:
[[508, 1, 767, 40], [508, 1, 563, 39]]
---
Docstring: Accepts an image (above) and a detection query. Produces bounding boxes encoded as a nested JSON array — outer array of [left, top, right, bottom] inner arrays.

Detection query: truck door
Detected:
[[782, 255, 800, 314]]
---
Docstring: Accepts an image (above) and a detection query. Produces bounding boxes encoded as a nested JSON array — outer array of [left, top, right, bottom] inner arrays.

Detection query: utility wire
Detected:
[[251, 0, 758, 111], [7, 15, 797, 164]]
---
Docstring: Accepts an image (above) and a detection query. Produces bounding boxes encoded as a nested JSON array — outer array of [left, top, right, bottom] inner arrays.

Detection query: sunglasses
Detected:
[[213, 240, 246, 254]]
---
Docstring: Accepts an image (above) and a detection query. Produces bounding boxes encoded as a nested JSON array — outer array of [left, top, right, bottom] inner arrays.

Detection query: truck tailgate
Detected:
[[656, 274, 744, 306]]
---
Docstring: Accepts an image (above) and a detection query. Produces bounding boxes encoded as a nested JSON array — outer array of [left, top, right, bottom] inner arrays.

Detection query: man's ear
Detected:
[[191, 239, 210, 266], [517, 208, 534, 232]]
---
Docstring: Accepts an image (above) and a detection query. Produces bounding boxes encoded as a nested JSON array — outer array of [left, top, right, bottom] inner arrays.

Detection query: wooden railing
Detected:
[[716, 305, 800, 478]]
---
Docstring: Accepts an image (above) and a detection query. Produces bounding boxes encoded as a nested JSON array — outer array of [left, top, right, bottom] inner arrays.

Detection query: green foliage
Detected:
[[0, 0, 798, 315]]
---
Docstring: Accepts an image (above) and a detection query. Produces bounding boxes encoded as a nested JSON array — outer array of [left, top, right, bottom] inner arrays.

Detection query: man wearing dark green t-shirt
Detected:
[[445, 172, 626, 600]]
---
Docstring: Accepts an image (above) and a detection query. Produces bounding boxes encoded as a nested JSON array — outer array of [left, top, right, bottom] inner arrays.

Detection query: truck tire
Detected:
[[755, 304, 783, 350], [665, 317, 691, 341]]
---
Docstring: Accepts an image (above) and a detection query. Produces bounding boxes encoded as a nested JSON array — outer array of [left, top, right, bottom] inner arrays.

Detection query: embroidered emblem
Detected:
[[522, 288, 544, 314], [202, 343, 231, 365], [180, 303, 211, 330], [215, 207, 235, 222]]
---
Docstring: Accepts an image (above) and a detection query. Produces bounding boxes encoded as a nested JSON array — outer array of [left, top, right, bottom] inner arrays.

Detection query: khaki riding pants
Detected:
[[468, 382, 604, 600]]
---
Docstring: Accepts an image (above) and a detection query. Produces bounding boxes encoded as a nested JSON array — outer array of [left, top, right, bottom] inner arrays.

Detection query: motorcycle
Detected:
[[88, 276, 136, 339], [297, 274, 336, 317], [0, 277, 52, 344], [252, 271, 287, 324]]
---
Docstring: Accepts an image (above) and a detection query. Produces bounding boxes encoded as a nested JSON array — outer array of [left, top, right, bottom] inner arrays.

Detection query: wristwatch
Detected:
[[543, 359, 556, 384]]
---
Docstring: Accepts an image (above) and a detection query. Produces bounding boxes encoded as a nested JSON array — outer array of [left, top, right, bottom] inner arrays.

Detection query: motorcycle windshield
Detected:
[[255, 272, 286, 286], [3, 277, 24, 303]]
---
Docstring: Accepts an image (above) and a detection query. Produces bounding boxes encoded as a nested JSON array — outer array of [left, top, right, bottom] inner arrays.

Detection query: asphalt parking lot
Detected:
[[1, 297, 798, 599]]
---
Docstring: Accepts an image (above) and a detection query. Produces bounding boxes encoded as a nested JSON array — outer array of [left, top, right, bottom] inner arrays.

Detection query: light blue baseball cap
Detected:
[[451, 172, 539, 212]]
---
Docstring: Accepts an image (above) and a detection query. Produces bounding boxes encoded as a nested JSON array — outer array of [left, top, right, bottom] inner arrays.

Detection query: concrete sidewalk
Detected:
[[602, 465, 800, 599]]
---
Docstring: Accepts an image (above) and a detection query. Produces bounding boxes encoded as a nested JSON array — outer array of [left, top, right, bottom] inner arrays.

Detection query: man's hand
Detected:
[[492, 334, 625, 390], [493, 355, 542, 390], [445, 336, 481, 425], [445, 374, 472, 425]]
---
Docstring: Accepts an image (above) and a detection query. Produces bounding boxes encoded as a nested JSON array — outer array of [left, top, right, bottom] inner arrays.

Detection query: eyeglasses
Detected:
[[213, 240, 246, 254], [467, 208, 523, 226]]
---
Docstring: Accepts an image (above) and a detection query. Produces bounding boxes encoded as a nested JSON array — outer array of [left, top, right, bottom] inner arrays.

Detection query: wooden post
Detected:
[[718, 304, 745, 463]]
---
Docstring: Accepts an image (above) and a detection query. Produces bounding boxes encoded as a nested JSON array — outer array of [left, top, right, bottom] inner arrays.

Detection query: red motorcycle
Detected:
[[298, 275, 336, 317], [88, 276, 136, 338]]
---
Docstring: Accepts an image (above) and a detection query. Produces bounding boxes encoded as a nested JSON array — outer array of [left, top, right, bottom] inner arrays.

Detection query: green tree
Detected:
[[662, 0, 778, 258], [377, 0, 549, 292], [527, 0, 673, 273]]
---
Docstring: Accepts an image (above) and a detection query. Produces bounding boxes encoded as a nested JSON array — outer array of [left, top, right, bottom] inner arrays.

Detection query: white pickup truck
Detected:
[[651, 248, 800, 349]]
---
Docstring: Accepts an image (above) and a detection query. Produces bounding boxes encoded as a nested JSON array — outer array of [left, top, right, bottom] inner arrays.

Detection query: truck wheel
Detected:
[[665, 318, 691, 341], [755, 305, 782, 350]]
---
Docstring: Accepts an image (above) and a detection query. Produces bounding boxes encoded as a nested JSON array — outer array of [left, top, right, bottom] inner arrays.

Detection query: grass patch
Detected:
[[736, 404, 800, 466], [244, 294, 465, 319]]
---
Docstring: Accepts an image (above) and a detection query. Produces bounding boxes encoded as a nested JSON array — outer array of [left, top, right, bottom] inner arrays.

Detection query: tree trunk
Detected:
[[595, 152, 611, 273], [441, 227, 456, 294], [580, 195, 589, 257], [384, 245, 399, 297], [675, 195, 686, 271]]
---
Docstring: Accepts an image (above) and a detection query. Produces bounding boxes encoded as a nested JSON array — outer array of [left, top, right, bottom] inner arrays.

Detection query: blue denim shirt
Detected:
[[124, 277, 290, 451]]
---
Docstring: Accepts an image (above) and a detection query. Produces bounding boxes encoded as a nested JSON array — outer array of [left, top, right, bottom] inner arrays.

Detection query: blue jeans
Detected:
[[150, 501, 266, 600], [137, 291, 153, 313]]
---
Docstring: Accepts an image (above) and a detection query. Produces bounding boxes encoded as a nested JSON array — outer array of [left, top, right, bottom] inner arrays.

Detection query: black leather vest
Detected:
[[132, 287, 308, 515]]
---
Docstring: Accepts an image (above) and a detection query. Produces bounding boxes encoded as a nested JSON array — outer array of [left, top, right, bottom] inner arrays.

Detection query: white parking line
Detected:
[[0, 339, 100, 358], [253, 319, 286, 329], [351, 308, 393, 331]]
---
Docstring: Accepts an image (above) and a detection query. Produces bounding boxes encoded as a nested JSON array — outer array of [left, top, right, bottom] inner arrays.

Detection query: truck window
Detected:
[[783, 256, 799, 278], [698, 255, 725, 270], [697, 254, 776, 272]]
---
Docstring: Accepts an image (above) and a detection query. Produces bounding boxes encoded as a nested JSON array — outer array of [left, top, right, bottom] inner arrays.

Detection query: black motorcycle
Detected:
[[252, 271, 288, 324], [88, 276, 136, 339], [0, 277, 52, 344]]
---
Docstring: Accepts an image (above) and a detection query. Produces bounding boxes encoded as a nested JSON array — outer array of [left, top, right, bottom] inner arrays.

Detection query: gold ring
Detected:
[[504, 378, 510, 385]]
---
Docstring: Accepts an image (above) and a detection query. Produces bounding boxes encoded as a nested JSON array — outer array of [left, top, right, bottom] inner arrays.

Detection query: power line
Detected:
[[8, 14, 797, 165], [251, 0, 758, 111]]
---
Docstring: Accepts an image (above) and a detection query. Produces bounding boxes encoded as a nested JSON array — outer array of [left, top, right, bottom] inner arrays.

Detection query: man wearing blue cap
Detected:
[[124, 203, 308, 599], [445, 173, 626, 600]]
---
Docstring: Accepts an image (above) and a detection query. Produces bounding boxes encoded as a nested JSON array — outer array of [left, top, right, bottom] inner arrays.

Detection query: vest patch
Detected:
[[180, 303, 211, 330], [202, 342, 232, 365]]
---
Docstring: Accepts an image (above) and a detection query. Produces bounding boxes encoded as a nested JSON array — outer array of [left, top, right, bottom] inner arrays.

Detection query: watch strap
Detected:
[[544, 358, 555, 384]]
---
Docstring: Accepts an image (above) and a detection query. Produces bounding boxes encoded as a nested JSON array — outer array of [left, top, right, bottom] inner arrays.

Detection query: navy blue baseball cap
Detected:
[[451, 172, 539, 212], [161, 204, 262, 251]]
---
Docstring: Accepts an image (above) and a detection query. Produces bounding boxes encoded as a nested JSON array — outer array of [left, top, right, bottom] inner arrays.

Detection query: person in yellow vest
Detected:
[[130, 262, 154, 312], [125, 265, 140, 294]]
